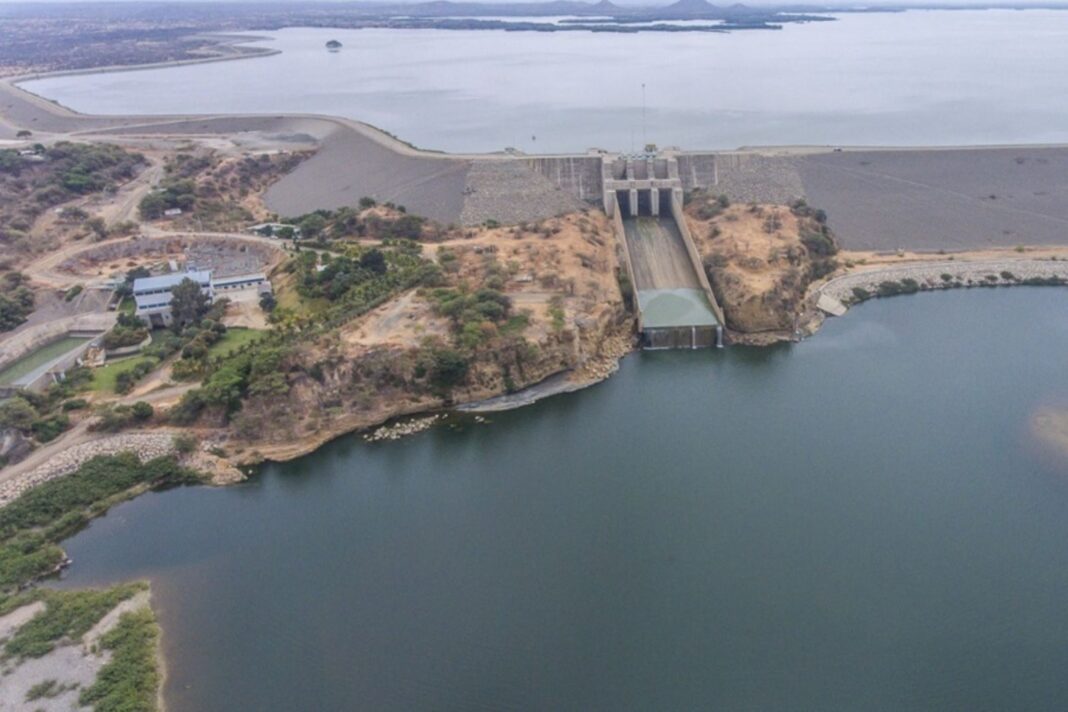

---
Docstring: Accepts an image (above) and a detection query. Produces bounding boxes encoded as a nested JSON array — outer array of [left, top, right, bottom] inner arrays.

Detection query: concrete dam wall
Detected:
[[525, 156, 604, 204]]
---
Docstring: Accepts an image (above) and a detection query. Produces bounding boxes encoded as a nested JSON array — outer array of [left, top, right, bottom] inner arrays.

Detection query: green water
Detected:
[[55, 289, 1068, 710], [0, 336, 90, 386]]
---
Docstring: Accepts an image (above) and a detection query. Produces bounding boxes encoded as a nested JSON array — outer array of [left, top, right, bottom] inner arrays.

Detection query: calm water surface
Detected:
[[22, 10, 1068, 152], [56, 289, 1068, 711]]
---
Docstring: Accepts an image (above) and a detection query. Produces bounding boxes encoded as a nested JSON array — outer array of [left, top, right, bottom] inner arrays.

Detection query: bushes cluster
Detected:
[[427, 286, 513, 349], [282, 203, 426, 241], [694, 193, 730, 221], [102, 313, 149, 351], [89, 402, 154, 433], [295, 248, 392, 301], [0, 394, 70, 444], [0, 453, 200, 591], [79, 605, 161, 711], [1, 143, 143, 250], [170, 343, 290, 425], [0, 272, 35, 332]]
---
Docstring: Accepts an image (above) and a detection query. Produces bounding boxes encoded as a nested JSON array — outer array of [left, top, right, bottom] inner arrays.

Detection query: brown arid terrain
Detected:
[[683, 191, 838, 344], [141, 148, 311, 232], [223, 210, 632, 463]]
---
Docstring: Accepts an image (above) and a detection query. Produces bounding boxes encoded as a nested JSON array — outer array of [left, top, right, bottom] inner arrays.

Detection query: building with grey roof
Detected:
[[133, 270, 214, 328]]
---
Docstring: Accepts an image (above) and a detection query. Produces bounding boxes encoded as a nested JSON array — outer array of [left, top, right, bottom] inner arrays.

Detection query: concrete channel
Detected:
[[605, 153, 724, 349]]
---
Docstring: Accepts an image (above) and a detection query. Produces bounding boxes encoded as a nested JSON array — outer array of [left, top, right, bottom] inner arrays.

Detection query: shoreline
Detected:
[[5, 33, 281, 85], [5, 37, 1068, 161]]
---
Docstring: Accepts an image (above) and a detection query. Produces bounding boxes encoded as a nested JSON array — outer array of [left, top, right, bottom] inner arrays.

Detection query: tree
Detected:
[[430, 349, 469, 390], [359, 248, 387, 275], [276, 226, 295, 240], [0, 397, 37, 432], [139, 192, 167, 220], [86, 216, 107, 239], [259, 292, 277, 312], [299, 214, 327, 239], [130, 402, 154, 421], [16, 130, 31, 139], [169, 278, 210, 331]]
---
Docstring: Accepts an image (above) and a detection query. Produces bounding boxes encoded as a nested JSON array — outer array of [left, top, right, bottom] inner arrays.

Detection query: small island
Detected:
[[326, 39, 343, 51]]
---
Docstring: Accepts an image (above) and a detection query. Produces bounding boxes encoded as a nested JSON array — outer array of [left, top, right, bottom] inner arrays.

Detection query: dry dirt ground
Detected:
[[343, 289, 449, 349], [684, 201, 829, 335], [343, 210, 621, 349], [220, 288, 269, 329]]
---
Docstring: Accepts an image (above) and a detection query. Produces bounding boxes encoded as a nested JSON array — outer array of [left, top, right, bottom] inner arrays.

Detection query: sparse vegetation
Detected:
[[79, 606, 161, 712], [102, 312, 150, 351], [0, 143, 145, 253], [0, 453, 201, 592], [139, 151, 306, 230], [4, 583, 143, 659], [0, 272, 35, 332], [89, 401, 154, 433]]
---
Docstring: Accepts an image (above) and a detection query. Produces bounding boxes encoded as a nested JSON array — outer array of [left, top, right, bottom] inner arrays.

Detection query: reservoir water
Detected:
[[55, 289, 1068, 711], [21, 10, 1068, 153]]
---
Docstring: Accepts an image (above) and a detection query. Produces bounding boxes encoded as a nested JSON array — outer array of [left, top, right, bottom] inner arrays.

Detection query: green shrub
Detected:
[[800, 229, 838, 257], [430, 349, 469, 390], [79, 606, 160, 712], [31, 414, 69, 443], [4, 584, 143, 659], [172, 433, 197, 454], [25, 679, 63, 701], [0, 396, 38, 431]]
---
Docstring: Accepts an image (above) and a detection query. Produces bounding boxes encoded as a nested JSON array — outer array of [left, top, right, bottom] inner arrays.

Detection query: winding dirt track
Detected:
[[23, 228, 285, 289]]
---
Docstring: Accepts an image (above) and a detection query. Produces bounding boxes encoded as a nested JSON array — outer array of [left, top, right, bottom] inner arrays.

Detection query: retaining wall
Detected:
[[670, 194, 726, 327]]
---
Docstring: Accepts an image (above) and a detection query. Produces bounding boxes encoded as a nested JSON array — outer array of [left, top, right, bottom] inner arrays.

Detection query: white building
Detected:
[[133, 270, 213, 328], [133, 271, 269, 327]]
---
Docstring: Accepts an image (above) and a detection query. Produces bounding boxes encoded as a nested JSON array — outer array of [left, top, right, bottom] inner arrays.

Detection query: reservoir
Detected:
[[20, 10, 1068, 153], [55, 288, 1068, 711]]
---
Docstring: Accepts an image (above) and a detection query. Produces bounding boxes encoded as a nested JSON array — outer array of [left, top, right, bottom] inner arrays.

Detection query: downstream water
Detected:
[[21, 10, 1068, 153], [56, 289, 1068, 711]]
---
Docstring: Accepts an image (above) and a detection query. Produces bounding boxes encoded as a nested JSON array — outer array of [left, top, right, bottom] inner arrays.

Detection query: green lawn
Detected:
[[207, 328, 264, 359], [90, 356, 155, 393]]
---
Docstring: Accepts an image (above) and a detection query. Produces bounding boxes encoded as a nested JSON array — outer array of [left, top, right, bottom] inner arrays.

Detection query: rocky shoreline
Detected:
[[817, 258, 1067, 310], [0, 432, 175, 507]]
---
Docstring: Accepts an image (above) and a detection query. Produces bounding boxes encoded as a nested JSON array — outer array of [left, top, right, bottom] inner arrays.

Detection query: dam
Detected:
[[604, 154, 724, 349]]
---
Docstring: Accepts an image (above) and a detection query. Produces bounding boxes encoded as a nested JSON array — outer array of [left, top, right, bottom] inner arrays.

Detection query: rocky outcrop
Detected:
[[685, 198, 837, 341]]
